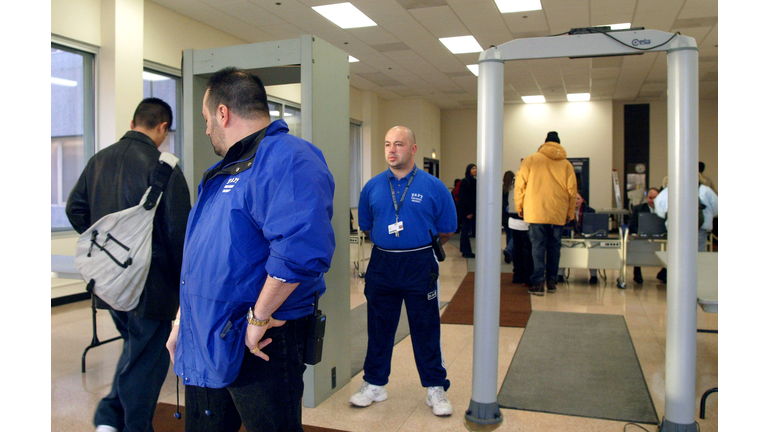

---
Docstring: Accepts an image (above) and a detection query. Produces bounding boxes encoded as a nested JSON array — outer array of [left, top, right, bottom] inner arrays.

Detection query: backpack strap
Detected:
[[143, 152, 179, 210]]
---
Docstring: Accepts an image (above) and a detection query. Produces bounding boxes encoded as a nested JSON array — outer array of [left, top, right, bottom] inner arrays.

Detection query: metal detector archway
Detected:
[[470, 29, 699, 432]]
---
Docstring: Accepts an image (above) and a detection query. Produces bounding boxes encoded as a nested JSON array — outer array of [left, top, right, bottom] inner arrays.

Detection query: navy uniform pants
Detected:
[[363, 246, 450, 391]]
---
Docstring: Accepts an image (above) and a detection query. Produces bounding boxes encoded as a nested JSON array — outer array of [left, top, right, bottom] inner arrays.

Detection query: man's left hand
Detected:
[[245, 318, 286, 361]]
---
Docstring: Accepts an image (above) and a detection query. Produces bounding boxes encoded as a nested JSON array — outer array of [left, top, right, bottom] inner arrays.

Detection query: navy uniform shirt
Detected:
[[358, 166, 457, 250]]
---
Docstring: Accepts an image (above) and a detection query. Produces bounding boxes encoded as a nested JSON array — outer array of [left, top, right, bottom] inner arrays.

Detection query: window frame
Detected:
[[143, 60, 183, 167], [51, 37, 97, 234]]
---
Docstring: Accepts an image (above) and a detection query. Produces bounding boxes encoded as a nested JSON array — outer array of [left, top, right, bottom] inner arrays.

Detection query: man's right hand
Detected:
[[166, 322, 180, 364]]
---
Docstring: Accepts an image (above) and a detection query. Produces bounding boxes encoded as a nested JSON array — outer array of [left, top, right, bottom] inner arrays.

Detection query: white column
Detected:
[[661, 39, 699, 431], [98, 0, 144, 149], [466, 49, 504, 429]]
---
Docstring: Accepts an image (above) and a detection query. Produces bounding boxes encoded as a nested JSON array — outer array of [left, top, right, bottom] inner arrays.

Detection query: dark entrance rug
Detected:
[[440, 272, 532, 327], [153, 402, 349, 432], [351, 301, 448, 377], [497, 311, 660, 425]]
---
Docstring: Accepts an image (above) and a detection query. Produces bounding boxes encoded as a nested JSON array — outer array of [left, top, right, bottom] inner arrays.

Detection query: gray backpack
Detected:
[[74, 153, 178, 311]]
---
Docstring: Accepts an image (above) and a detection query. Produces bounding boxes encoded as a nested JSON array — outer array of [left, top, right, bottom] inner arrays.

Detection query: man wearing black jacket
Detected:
[[66, 98, 191, 432]]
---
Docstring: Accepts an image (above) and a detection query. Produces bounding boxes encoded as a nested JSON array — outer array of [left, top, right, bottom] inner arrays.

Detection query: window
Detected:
[[143, 66, 182, 159], [350, 121, 363, 207], [267, 97, 301, 138], [51, 43, 95, 231]]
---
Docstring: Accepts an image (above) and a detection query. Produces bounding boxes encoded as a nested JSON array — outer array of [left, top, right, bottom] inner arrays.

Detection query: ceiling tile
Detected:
[[153, 0, 717, 108], [408, 5, 469, 38]]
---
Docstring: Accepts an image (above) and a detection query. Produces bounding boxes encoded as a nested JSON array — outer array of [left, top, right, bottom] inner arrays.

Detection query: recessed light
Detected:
[[349, 56, 359, 63], [439, 36, 483, 54], [567, 93, 590, 102], [466, 64, 479, 76], [312, 2, 376, 29], [494, 0, 542, 14], [522, 95, 546, 104]]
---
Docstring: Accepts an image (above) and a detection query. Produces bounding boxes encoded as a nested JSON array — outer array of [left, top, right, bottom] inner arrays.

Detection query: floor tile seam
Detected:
[[630, 287, 667, 356]]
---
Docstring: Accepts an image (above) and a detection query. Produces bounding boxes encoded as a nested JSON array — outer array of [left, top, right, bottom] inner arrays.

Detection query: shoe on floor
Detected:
[[546, 280, 557, 293], [96, 427, 118, 432], [589, 276, 598, 284], [503, 250, 512, 264], [426, 386, 453, 416], [350, 381, 388, 407], [657, 268, 667, 284], [462, 253, 476, 258], [529, 282, 544, 296], [633, 267, 644, 283]]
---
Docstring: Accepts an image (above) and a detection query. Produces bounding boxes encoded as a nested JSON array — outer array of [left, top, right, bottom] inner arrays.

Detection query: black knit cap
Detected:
[[546, 131, 560, 143]]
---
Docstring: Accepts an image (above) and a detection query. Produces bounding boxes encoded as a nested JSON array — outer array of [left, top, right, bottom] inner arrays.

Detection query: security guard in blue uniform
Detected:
[[351, 126, 457, 416]]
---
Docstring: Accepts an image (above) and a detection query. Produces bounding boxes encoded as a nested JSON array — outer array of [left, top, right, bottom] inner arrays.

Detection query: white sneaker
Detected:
[[95, 426, 118, 432], [426, 386, 453, 416], [349, 381, 388, 407]]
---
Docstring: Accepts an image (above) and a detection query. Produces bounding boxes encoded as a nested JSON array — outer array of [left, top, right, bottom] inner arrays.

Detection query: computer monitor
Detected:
[[638, 212, 667, 238], [581, 213, 610, 238]]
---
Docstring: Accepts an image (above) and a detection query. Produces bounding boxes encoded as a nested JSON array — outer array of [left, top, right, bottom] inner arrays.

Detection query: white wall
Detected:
[[504, 101, 614, 209], [442, 101, 614, 210]]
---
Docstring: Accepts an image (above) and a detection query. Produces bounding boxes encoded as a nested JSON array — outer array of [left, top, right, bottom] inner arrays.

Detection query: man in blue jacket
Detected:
[[165, 67, 335, 432]]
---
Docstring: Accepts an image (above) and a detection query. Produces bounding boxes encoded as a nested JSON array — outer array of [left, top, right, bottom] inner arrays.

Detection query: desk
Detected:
[[655, 252, 717, 312], [51, 255, 121, 373], [655, 251, 718, 418], [623, 230, 668, 283], [559, 233, 625, 287]]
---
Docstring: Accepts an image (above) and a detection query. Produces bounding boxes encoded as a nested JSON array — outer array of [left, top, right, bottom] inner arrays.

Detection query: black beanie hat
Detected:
[[546, 131, 560, 143]]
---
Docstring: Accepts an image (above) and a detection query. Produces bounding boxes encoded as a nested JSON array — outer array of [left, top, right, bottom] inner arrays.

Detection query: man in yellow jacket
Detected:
[[514, 131, 577, 296]]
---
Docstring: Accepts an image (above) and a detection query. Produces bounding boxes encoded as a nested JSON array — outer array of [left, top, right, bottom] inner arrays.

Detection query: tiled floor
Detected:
[[51, 239, 718, 431]]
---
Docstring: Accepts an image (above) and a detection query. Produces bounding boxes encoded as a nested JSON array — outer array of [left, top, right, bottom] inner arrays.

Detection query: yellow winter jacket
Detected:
[[514, 142, 578, 225]]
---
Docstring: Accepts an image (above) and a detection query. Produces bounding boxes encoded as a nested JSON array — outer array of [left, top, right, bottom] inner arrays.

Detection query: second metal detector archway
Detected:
[[468, 29, 699, 432]]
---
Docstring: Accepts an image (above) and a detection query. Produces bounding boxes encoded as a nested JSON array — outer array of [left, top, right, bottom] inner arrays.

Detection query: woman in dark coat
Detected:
[[458, 163, 477, 258]]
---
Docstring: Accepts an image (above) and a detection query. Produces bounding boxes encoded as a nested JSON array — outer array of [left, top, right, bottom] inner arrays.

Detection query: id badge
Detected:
[[388, 221, 404, 235]]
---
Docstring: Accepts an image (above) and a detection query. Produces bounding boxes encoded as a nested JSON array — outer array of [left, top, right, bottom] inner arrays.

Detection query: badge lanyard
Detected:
[[388, 169, 416, 237]]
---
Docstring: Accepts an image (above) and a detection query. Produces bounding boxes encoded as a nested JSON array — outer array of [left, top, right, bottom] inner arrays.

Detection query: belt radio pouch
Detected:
[[430, 230, 446, 262], [304, 291, 326, 365]]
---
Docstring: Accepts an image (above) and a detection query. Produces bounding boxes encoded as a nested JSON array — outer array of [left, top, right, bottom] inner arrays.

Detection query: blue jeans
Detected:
[[363, 246, 449, 390], [94, 310, 172, 432], [184, 318, 310, 432], [528, 224, 565, 285]]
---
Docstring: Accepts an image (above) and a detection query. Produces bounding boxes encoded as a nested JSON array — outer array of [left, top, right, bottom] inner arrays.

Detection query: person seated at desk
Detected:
[[558, 192, 599, 284], [628, 187, 660, 284]]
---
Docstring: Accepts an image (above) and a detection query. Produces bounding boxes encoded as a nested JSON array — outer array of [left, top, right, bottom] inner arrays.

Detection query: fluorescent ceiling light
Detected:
[[466, 64, 479, 76], [522, 95, 546, 104], [494, 0, 542, 13], [567, 93, 591, 102], [312, 2, 376, 29], [143, 71, 171, 81], [51, 76, 77, 87], [349, 56, 359, 63], [439, 36, 483, 54], [269, 110, 280, 117], [605, 23, 631, 30]]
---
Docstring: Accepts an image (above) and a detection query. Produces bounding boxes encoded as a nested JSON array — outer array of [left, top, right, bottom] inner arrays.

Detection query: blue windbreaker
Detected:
[[174, 120, 335, 388]]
